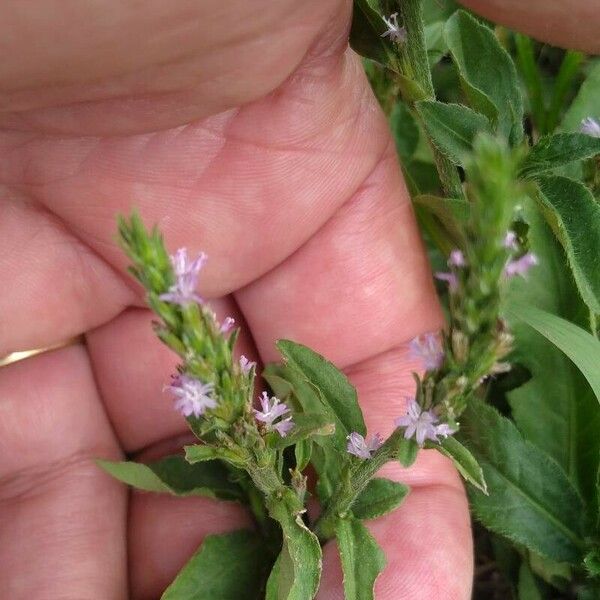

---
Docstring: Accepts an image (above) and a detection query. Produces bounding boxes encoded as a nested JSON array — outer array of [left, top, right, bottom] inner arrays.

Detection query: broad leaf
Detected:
[[350, 0, 396, 66], [505, 201, 600, 515], [561, 61, 600, 133], [272, 413, 335, 450], [536, 175, 600, 315], [520, 133, 600, 178], [507, 302, 600, 404], [460, 400, 586, 564], [161, 530, 269, 600], [267, 495, 322, 600], [277, 340, 366, 437], [430, 436, 487, 493], [416, 101, 492, 165], [445, 10, 523, 143], [336, 518, 386, 600], [351, 477, 409, 520], [97, 456, 245, 501]]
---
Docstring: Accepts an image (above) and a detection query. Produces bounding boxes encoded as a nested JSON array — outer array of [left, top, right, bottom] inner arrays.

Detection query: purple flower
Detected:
[[239, 355, 256, 374], [448, 249, 466, 267], [165, 374, 217, 418], [504, 252, 538, 278], [503, 230, 518, 250], [159, 248, 206, 305], [254, 392, 294, 437], [395, 399, 454, 446], [219, 317, 235, 333], [346, 432, 383, 460], [581, 117, 600, 138], [409, 333, 444, 371], [381, 12, 406, 43], [435, 271, 458, 292]]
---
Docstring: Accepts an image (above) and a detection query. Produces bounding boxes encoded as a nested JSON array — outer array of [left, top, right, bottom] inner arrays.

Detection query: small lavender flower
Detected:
[[503, 230, 518, 250], [435, 271, 458, 292], [409, 332, 444, 371], [448, 249, 466, 267], [166, 374, 217, 418], [504, 252, 538, 278], [395, 399, 454, 446], [254, 392, 294, 437], [219, 317, 235, 333], [381, 12, 406, 43], [159, 248, 206, 305], [581, 117, 600, 138], [239, 355, 256, 374], [346, 432, 383, 460]]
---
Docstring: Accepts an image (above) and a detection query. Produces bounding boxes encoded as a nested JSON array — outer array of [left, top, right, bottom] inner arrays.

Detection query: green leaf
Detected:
[[413, 194, 470, 252], [351, 477, 409, 520], [445, 10, 523, 143], [561, 61, 600, 133], [518, 562, 543, 600], [294, 438, 312, 472], [416, 101, 492, 165], [505, 200, 600, 516], [335, 518, 386, 600], [267, 497, 322, 600], [350, 0, 396, 66], [272, 413, 335, 450], [396, 436, 419, 467], [535, 175, 600, 315], [507, 302, 600, 404], [520, 133, 600, 178], [390, 101, 419, 163], [584, 548, 600, 578], [97, 456, 245, 501], [460, 400, 586, 564], [277, 340, 366, 437], [430, 436, 487, 493], [184, 444, 248, 468], [161, 530, 269, 600]]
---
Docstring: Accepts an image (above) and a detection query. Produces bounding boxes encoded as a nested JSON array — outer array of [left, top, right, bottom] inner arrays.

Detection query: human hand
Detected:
[[0, 1, 597, 598]]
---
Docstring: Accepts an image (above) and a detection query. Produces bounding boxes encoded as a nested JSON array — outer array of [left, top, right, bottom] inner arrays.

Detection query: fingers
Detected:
[[0, 0, 348, 134], [460, 0, 600, 53], [0, 345, 127, 598]]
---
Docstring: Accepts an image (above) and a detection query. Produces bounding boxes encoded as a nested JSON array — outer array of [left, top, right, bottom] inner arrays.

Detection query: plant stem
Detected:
[[313, 430, 405, 540], [396, 0, 464, 199]]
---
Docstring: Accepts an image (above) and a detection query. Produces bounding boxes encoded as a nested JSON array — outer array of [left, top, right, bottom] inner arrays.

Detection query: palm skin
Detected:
[[0, 1, 596, 598]]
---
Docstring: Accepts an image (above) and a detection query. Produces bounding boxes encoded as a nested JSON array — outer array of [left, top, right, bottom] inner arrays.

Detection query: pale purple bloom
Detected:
[[395, 399, 454, 446], [409, 333, 444, 371], [159, 248, 207, 305], [503, 230, 518, 250], [504, 252, 538, 278], [381, 12, 406, 44], [435, 271, 458, 292], [166, 374, 217, 418], [219, 317, 235, 333], [448, 249, 466, 267], [239, 355, 256, 374], [254, 392, 294, 437], [346, 432, 383, 460], [581, 117, 600, 138]]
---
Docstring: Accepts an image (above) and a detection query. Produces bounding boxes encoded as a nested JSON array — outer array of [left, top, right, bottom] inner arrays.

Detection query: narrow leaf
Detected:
[[536, 175, 600, 314], [97, 456, 245, 501], [351, 477, 409, 520], [430, 436, 487, 493], [520, 133, 600, 177], [185, 444, 248, 468], [416, 101, 492, 165], [277, 340, 366, 437], [461, 400, 586, 564], [161, 530, 269, 600], [561, 61, 600, 133], [445, 10, 523, 143], [507, 302, 600, 404], [518, 563, 543, 600], [413, 194, 470, 251], [350, 0, 396, 66], [272, 413, 335, 450], [336, 518, 386, 600]]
